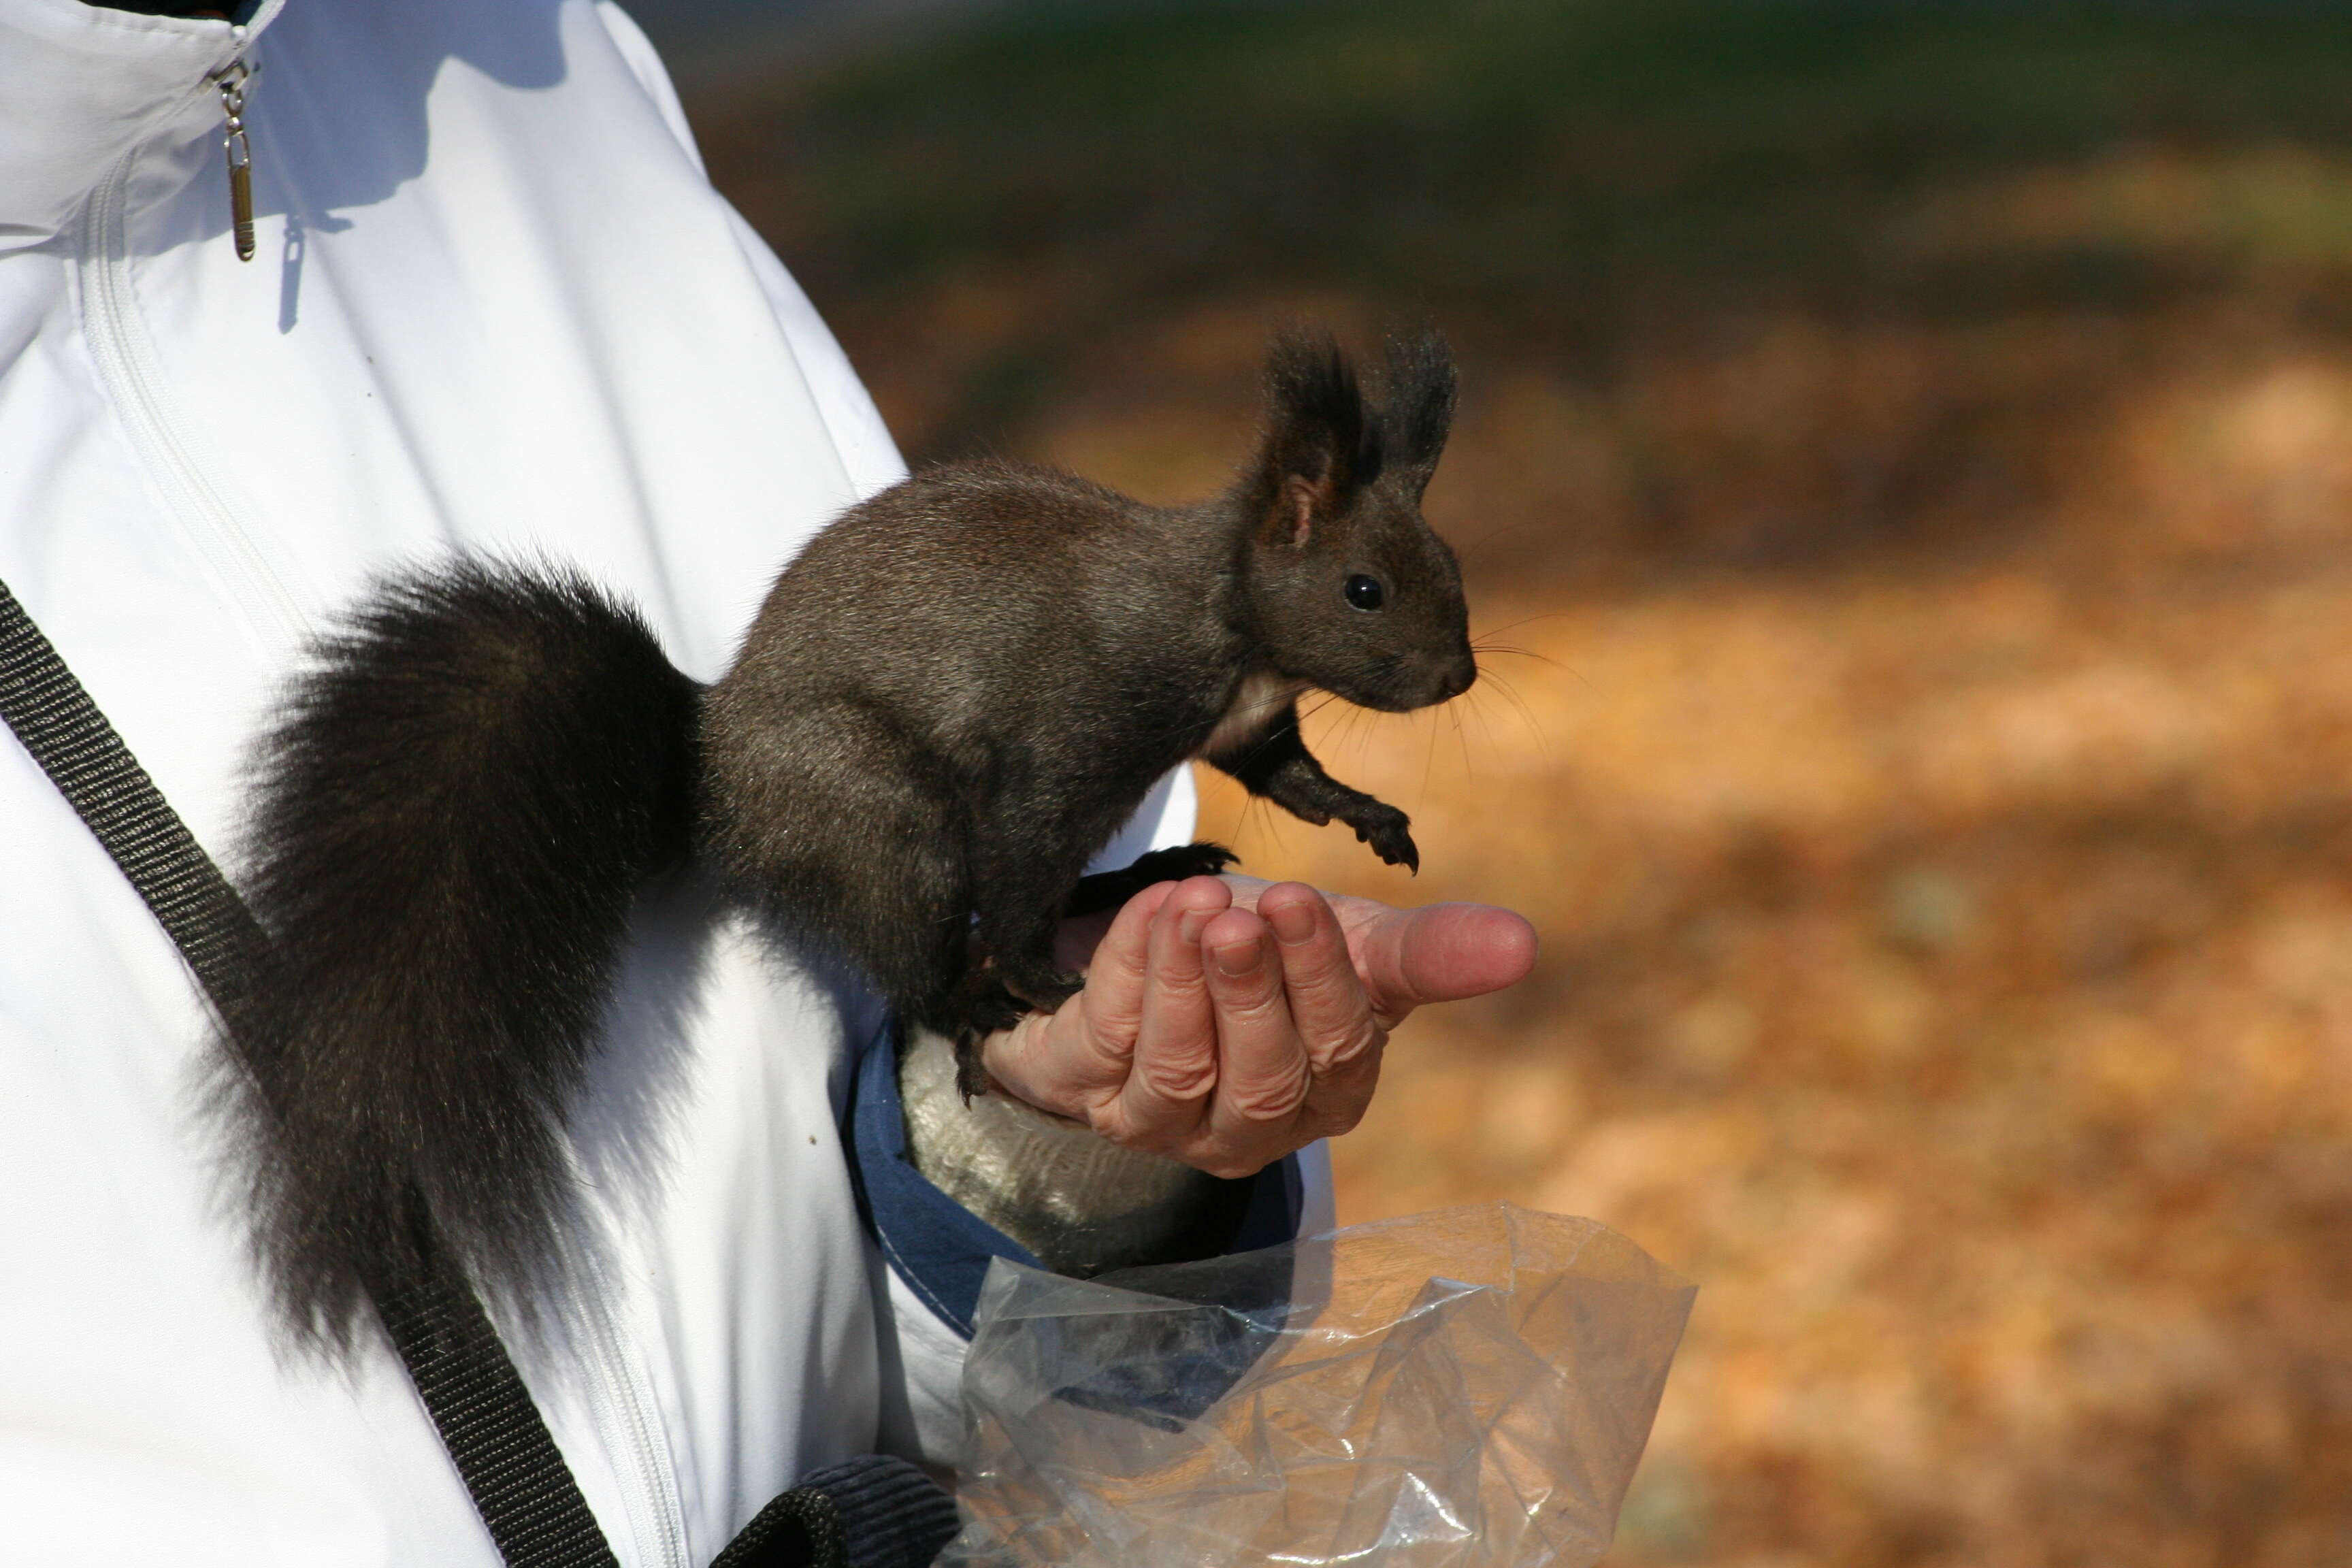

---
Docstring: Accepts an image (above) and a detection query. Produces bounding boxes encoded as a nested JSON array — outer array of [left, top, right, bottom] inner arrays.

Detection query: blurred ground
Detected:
[[681, 3, 2352, 1562]]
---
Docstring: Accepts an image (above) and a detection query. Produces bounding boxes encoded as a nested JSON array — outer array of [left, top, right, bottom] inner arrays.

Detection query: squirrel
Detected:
[[222, 327, 1473, 1348]]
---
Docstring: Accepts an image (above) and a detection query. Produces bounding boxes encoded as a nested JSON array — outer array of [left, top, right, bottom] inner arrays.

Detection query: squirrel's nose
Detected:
[[1440, 652, 1477, 700]]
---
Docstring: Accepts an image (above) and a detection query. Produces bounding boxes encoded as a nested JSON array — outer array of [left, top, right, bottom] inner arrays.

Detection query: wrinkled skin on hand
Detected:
[[981, 875, 1539, 1179]]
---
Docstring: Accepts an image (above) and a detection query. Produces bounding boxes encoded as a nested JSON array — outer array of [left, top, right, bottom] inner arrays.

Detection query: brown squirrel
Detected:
[[226, 327, 1472, 1347]]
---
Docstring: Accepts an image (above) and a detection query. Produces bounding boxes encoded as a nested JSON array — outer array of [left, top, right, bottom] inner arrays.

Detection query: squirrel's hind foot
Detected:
[[950, 1027, 996, 1103], [948, 968, 1026, 1100], [947, 965, 1086, 1102], [1064, 841, 1239, 918], [946, 966, 1062, 1102], [1000, 964, 1085, 1014]]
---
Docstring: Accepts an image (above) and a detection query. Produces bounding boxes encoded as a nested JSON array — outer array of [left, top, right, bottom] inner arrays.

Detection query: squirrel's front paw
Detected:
[[1346, 803, 1420, 873]]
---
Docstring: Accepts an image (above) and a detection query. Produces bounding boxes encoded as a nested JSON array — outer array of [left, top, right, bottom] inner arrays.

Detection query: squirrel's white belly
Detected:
[[1198, 673, 1309, 758]]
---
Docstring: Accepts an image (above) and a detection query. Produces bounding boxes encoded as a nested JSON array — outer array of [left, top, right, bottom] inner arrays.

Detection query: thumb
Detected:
[[1354, 902, 1539, 1026]]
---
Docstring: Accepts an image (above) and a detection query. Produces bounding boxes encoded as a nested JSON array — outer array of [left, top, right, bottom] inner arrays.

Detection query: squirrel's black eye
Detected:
[[1344, 574, 1386, 612]]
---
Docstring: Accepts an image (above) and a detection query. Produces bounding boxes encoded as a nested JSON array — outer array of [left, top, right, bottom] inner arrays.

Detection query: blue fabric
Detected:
[[847, 1024, 1305, 1339]]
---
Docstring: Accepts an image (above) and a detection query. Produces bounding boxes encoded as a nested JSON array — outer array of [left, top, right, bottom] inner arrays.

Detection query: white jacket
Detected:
[[0, 2, 1320, 1563]]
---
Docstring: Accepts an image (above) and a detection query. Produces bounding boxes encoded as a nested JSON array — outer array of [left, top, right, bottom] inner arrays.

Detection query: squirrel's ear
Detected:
[[1382, 327, 1457, 498], [1254, 328, 1377, 546]]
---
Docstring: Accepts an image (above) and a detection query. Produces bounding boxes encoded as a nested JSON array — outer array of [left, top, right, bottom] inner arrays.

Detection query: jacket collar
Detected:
[[0, 0, 285, 252]]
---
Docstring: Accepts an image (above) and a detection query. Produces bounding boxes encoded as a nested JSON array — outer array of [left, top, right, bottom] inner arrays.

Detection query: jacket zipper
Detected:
[[76, 78, 308, 650], [575, 1248, 692, 1568]]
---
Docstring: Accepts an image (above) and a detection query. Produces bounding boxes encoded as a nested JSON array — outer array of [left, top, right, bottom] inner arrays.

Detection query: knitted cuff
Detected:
[[897, 1028, 1235, 1277]]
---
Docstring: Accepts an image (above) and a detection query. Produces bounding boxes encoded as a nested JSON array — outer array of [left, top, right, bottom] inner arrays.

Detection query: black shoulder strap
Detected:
[[0, 578, 620, 1568], [0, 583, 266, 1009], [1, 577, 958, 1568]]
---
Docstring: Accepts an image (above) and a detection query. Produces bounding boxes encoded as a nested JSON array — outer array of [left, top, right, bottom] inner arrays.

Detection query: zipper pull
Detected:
[[215, 59, 255, 262]]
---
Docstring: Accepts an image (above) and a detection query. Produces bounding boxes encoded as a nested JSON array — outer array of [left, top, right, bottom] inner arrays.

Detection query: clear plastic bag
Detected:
[[945, 1203, 1695, 1568]]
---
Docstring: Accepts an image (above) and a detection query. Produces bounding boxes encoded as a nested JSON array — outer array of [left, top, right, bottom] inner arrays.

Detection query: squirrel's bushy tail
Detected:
[[222, 560, 700, 1352]]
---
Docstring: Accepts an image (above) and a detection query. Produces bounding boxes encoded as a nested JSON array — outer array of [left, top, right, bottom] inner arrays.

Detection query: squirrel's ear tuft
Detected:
[[1382, 327, 1457, 497], [1255, 327, 1379, 545]]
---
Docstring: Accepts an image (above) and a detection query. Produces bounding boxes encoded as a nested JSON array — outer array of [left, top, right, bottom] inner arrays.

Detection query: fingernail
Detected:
[[1267, 900, 1316, 946], [1179, 908, 1211, 944], [1213, 938, 1262, 977]]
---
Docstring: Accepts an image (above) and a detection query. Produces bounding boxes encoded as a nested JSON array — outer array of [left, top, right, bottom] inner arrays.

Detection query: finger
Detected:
[[982, 879, 1174, 1113], [975, 1003, 1079, 1119], [1115, 876, 1232, 1145], [1353, 902, 1539, 1027], [1255, 883, 1382, 1073], [1196, 907, 1313, 1172], [1072, 877, 1179, 1045]]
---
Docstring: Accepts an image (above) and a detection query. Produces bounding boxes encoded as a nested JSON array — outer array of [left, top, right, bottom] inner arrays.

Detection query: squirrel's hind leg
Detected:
[[703, 693, 983, 1065], [962, 813, 1098, 1017]]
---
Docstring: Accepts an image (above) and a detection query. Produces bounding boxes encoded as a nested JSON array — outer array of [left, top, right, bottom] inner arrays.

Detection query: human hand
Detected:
[[979, 875, 1537, 1179]]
